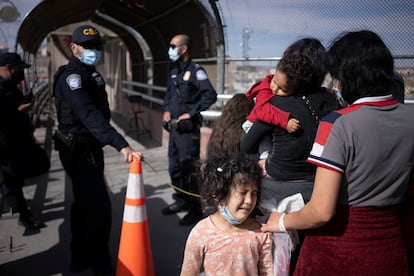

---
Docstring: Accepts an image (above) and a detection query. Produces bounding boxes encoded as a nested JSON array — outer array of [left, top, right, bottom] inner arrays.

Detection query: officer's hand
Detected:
[[177, 113, 190, 122], [133, 151, 144, 161], [121, 146, 143, 163], [163, 112, 171, 122]]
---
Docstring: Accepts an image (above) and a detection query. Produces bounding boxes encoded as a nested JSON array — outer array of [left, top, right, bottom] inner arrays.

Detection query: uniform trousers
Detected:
[[58, 144, 112, 272], [0, 162, 30, 217], [168, 128, 200, 208]]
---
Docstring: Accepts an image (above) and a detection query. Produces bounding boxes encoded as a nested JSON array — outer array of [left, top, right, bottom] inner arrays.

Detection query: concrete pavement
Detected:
[[0, 116, 194, 276]]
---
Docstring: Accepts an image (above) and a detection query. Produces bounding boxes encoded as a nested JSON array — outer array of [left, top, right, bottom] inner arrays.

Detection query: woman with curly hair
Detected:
[[241, 53, 339, 204], [241, 52, 340, 273]]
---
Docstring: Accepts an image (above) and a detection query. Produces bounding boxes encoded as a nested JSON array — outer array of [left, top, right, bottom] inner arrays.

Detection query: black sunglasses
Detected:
[[80, 41, 103, 51], [169, 44, 184, 49]]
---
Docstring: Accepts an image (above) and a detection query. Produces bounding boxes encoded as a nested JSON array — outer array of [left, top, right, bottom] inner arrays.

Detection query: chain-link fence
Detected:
[[214, 0, 414, 99]]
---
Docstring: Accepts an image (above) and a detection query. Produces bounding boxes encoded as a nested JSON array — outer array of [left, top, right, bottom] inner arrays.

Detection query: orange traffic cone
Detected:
[[116, 157, 155, 276]]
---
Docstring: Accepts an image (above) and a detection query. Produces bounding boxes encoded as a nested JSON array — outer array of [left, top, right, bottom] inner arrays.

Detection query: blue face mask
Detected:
[[219, 205, 242, 225], [168, 46, 180, 62], [80, 49, 102, 66]]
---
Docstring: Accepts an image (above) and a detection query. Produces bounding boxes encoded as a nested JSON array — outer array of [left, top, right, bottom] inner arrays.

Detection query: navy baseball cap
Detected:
[[71, 25, 103, 48], [0, 52, 31, 68]]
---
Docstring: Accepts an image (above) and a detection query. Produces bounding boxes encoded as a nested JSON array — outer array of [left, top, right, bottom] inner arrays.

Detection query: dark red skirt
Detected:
[[293, 205, 410, 276]]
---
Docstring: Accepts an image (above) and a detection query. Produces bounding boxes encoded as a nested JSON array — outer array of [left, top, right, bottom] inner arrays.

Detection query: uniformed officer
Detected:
[[0, 52, 44, 230], [53, 25, 142, 274], [162, 34, 217, 226]]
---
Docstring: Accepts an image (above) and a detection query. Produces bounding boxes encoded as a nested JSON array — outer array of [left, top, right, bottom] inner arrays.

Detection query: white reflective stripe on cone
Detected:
[[123, 205, 147, 223], [126, 174, 145, 199]]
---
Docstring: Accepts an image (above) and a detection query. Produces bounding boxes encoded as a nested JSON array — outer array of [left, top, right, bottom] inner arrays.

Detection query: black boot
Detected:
[[18, 210, 45, 229]]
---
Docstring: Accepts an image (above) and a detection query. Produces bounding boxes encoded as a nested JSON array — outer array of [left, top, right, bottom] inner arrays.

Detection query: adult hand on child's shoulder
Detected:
[[260, 212, 283, 232]]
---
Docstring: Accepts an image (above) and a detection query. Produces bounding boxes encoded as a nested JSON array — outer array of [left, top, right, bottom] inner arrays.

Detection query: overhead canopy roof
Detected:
[[17, 0, 224, 85], [17, 0, 224, 56]]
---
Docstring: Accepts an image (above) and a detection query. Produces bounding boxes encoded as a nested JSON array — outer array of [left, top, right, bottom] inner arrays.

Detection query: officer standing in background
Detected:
[[53, 25, 142, 275], [162, 34, 217, 226], [0, 52, 43, 230]]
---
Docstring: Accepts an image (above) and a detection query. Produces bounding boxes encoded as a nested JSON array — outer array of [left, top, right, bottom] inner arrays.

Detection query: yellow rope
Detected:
[[167, 182, 201, 198], [140, 159, 200, 197]]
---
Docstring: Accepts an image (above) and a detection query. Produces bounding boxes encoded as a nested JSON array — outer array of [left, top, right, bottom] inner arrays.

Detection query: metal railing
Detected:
[[122, 80, 165, 105], [121, 80, 233, 120], [30, 81, 50, 127]]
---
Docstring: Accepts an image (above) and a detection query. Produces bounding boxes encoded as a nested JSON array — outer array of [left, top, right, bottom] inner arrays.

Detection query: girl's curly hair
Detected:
[[197, 154, 262, 210]]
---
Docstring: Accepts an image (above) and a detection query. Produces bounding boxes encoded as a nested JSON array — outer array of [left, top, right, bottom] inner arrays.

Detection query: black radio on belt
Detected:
[[162, 119, 178, 132], [162, 119, 195, 134]]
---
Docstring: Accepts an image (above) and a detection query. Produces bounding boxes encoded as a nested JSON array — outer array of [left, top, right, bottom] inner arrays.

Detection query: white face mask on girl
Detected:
[[79, 49, 102, 66], [218, 204, 242, 225]]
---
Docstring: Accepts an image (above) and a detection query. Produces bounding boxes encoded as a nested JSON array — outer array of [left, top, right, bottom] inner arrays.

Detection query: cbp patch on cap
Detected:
[[196, 69, 208, 80], [82, 27, 98, 36], [72, 25, 102, 45], [66, 74, 82, 90]]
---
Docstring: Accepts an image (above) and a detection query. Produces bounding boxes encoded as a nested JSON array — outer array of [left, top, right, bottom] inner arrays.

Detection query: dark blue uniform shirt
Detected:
[[163, 59, 217, 118], [54, 56, 128, 151]]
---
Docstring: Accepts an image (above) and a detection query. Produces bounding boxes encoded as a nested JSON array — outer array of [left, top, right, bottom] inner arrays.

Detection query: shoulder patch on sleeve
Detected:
[[196, 69, 208, 80], [66, 74, 82, 90]]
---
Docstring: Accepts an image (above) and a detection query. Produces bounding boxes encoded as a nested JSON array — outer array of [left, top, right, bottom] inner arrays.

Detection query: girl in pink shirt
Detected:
[[180, 154, 273, 276]]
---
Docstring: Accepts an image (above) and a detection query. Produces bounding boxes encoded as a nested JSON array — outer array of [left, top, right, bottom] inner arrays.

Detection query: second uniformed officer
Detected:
[[53, 25, 142, 274], [162, 34, 217, 226]]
